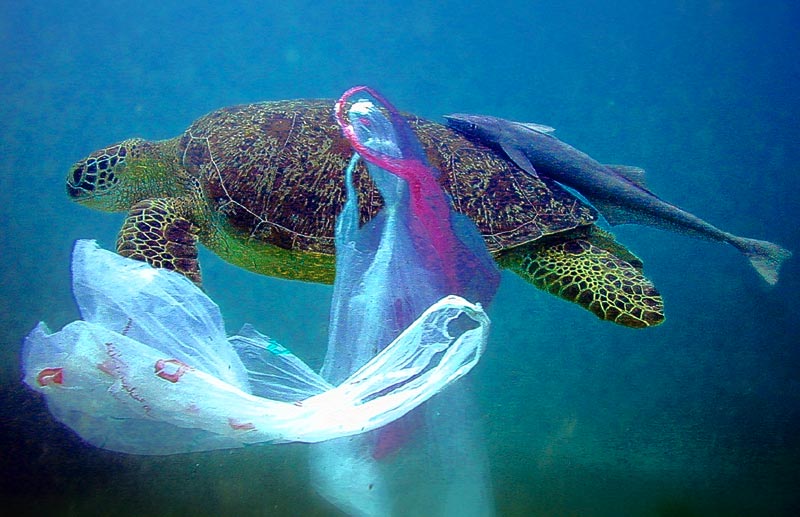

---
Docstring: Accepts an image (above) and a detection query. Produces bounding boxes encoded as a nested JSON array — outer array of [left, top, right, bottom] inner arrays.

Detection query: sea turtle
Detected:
[[66, 99, 664, 328]]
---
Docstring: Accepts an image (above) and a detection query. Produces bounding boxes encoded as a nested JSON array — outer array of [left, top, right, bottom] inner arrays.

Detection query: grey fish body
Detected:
[[445, 114, 792, 284]]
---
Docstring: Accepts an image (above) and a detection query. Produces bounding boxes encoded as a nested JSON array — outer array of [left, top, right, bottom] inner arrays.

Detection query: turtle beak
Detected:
[[66, 182, 87, 199]]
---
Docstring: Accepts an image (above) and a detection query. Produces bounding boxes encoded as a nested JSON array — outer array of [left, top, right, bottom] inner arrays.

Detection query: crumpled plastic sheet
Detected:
[[21, 239, 489, 455], [309, 87, 500, 516]]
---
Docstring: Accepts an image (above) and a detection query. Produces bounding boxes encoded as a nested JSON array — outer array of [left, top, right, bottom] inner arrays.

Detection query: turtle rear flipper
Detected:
[[500, 234, 664, 328], [116, 198, 202, 284]]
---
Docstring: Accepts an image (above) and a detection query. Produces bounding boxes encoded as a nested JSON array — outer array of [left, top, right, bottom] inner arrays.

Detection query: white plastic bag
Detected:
[[22, 240, 489, 454]]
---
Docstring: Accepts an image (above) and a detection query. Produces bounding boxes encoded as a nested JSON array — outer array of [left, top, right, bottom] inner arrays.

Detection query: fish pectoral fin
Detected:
[[604, 164, 648, 188], [501, 142, 539, 177]]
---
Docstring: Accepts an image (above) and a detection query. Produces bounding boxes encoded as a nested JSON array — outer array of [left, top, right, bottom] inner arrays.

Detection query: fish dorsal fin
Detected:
[[500, 142, 538, 177], [514, 122, 556, 134], [605, 164, 647, 188]]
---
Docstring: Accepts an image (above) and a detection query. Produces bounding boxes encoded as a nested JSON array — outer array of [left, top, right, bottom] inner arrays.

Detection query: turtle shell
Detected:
[[178, 99, 596, 254]]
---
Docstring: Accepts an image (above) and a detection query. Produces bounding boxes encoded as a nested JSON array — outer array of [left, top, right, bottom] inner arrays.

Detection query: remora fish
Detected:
[[445, 113, 792, 285]]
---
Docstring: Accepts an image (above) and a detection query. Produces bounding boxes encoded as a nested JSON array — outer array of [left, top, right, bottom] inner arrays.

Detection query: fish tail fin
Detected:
[[730, 236, 792, 285]]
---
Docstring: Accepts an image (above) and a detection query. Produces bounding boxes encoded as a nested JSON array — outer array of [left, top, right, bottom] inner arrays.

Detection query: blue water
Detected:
[[2, 1, 798, 515]]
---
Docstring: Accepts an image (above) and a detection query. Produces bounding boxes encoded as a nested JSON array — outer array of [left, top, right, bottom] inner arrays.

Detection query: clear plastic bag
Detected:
[[22, 240, 489, 454], [309, 87, 500, 516]]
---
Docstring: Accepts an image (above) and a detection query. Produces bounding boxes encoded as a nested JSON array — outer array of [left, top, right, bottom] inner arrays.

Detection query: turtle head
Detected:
[[67, 138, 156, 211]]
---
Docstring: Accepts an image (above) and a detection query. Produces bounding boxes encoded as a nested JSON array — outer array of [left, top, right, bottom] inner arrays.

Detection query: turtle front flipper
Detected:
[[116, 198, 202, 284], [499, 231, 664, 328]]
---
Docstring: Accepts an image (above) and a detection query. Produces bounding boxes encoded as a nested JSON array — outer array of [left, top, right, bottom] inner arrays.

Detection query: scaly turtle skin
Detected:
[[66, 99, 664, 327]]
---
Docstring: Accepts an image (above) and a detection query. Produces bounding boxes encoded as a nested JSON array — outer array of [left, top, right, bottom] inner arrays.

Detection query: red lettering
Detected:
[[37, 367, 64, 387], [154, 359, 190, 383], [228, 418, 256, 431]]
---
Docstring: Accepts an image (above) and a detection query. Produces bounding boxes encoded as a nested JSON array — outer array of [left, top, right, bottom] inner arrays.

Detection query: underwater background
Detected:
[[1, 0, 798, 515]]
